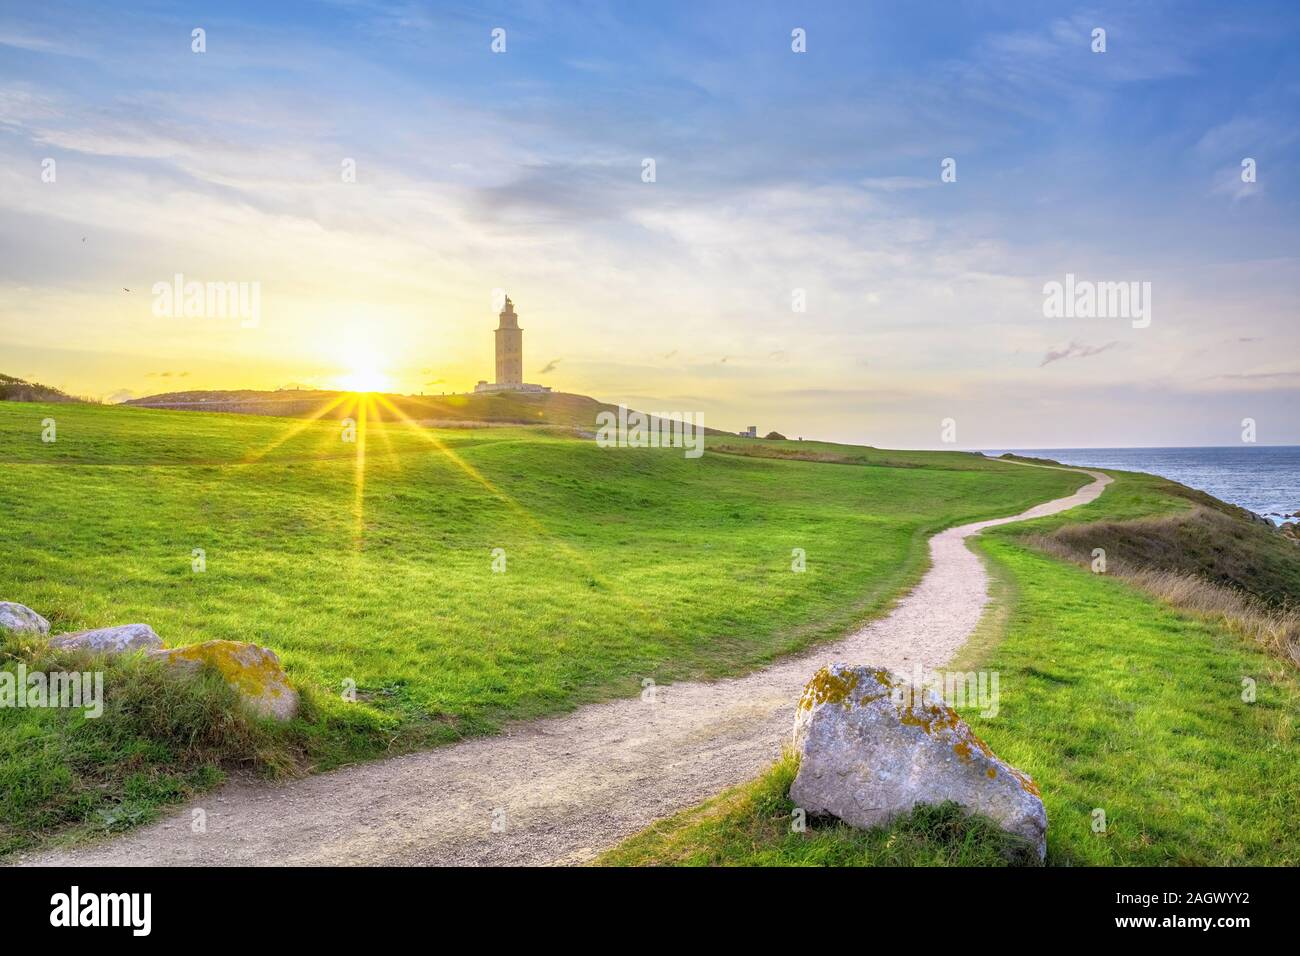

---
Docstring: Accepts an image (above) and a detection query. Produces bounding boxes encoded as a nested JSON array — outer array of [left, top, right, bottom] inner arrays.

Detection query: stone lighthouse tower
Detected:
[[494, 295, 523, 386], [475, 294, 550, 394]]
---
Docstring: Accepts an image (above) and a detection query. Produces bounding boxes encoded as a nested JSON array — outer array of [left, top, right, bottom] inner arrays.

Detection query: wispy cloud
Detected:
[[1214, 370, 1300, 384], [0, 28, 86, 57], [1, 1, 1297, 444], [1040, 340, 1120, 367]]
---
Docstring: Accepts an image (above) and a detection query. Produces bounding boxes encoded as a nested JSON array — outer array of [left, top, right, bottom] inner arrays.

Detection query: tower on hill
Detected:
[[494, 295, 523, 386], [474, 295, 552, 394]]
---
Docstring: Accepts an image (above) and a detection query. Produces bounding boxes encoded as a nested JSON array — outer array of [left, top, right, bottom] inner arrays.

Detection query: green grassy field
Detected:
[[601, 468, 1300, 866], [0, 400, 1085, 853]]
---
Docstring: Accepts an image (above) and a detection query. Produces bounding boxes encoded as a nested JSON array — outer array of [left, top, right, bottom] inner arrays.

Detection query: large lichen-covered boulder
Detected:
[[150, 641, 299, 721], [0, 602, 50, 636], [49, 623, 162, 653], [791, 663, 1047, 859]]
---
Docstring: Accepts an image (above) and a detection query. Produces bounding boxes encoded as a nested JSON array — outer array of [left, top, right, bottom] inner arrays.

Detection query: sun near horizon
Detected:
[[2, 2, 1297, 447]]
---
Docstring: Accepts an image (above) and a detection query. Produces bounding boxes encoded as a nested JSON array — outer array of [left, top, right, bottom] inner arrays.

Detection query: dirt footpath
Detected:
[[17, 466, 1109, 867]]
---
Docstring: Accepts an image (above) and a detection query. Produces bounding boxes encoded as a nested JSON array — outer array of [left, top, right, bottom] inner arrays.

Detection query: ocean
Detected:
[[983, 446, 1300, 524]]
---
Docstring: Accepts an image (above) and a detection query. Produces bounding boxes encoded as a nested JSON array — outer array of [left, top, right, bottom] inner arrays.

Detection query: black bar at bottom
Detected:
[[0, 864, 1276, 941]]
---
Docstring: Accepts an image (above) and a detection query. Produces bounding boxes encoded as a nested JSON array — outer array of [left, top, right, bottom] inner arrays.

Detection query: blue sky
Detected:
[[1, 1, 1297, 446]]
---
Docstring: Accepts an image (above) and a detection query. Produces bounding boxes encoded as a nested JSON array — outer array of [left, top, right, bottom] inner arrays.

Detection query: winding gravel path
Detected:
[[18, 463, 1109, 867]]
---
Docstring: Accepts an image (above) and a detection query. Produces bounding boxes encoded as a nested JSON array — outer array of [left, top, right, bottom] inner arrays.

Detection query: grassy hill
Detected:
[[126, 386, 726, 434], [600, 466, 1300, 866], [710, 435, 1022, 471], [0, 400, 1085, 854]]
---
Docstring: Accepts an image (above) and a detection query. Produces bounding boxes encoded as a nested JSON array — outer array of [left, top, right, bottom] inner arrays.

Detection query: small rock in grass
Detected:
[[790, 663, 1048, 860], [0, 602, 50, 636], [150, 640, 298, 721], [49, 623, 162, 653]]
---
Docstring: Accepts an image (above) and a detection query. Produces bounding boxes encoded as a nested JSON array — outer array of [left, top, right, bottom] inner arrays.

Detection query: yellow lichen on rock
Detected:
[[151, 640, 298, 721], [1008, 766, 1041, 797], [899, 700, 962, 735], [799, 666, 861, 711]]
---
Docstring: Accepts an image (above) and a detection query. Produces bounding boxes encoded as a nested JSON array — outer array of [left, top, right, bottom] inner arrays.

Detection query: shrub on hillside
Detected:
[[0, 373, 85, 403], [0, 643, 297, 854], [1045, 505, 1300, 607]]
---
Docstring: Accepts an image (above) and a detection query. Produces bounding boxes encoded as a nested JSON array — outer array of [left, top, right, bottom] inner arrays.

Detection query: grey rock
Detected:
[[49, 623, 163, 654], [0, 602, 50, 636], [790, 663, 1047, 859]]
